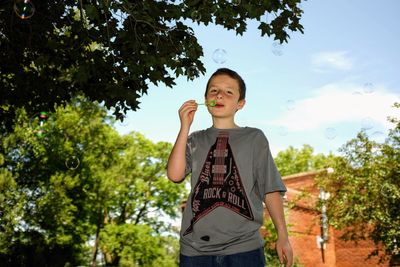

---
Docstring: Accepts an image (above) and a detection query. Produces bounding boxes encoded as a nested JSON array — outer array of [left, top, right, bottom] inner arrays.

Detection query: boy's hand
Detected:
[[276, 236, 293, 267], [179, 100, 198, 129]]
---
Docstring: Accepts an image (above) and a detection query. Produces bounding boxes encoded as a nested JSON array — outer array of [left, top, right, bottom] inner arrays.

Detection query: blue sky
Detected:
[[115, 0, 400, 156]]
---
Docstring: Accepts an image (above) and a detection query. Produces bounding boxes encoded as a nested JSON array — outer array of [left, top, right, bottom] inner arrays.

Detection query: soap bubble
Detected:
[[29, 111, 49, 127], [212, 48, 227, 64], [380, 183, 392, 198], [369, 131, 386, 143], [65, 156, 80, 170], [14, 0, 35, 20], [38, 111, 49, 125], [361, 117, 374, 130], [285, 99, 295, 111], [191, 10, 201, 21], [362, 82, 375, 94], [271, 41, 284, 56], [324, 127, 337, 140], [29, 112, 50, 138], [278, 126, 288, 136]]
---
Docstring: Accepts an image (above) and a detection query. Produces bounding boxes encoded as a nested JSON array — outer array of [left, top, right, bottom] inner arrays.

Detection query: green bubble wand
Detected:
[[197, 99, 217, 107]]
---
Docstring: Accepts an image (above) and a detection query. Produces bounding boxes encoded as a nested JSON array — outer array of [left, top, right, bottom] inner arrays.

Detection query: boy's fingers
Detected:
[[277, 248, 284, 264], [282, 253, 288, 266], [179, 103, 197, 113], [182, 100, 196, 106], [180, 105, 197, 115], [277, 243, 293, 267], [283, 250, 293, 267], [180, 101, 197, 111]]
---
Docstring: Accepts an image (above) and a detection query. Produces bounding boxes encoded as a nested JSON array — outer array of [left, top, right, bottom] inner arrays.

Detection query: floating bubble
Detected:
[[361, 117, 374, 130], [271, 41, 284, 56], [39, 111, 49, 120], [65, 156, 80, 170], [29, 112, 50, 138], [352, 91, 362, 96], [278, 126, 288, 136], [285, 99, 295, 111], [118, 121, 128, 127], [212, 48, 227, 64], [369, 131, 386, 143], [14, 0, 35, 20], [324, 127, 337, 140], [362, 82, 375, 94], [29, 111, 49, 127], [227, 0, 241, 6], [380, 183, 392, 198], [38, 111, 49, 126], [191, 10, 201, 21]]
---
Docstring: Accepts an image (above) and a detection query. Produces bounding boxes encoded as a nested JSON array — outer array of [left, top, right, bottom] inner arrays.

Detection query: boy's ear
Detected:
[[237, 99, 246, 110]]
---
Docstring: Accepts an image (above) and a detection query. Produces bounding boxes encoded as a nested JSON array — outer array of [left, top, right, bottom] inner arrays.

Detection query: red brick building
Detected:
[[281, 169, 390, 267]]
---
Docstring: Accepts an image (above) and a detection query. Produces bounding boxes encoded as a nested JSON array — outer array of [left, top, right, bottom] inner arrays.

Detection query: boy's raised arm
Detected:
[[167, 100, 198, 183], [264, 191, 293, 267]]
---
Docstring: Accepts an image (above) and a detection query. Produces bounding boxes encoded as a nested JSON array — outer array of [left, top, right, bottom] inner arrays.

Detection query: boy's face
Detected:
[[205, 74, 245, 118]]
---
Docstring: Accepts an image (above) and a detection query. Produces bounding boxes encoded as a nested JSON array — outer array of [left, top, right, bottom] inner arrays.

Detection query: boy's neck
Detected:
[[212, 118, 240, 129]]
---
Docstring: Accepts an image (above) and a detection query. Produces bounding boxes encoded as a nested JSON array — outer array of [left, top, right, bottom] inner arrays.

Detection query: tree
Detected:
[[0, 0, 304, 130], [0, 97, 186, 266], [317, 103, 400, 263], [274, 144, 336, 176]]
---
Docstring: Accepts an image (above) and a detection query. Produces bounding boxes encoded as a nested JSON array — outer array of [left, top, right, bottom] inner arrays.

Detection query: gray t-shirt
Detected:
[[180, 126, 286, 256]]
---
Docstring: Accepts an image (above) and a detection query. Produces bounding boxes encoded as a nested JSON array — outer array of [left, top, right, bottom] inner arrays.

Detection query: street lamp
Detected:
[[317, 167, 333, 263]]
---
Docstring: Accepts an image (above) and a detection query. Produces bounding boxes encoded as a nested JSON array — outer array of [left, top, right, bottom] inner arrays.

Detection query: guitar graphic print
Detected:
[[183, 131, 254, 235]]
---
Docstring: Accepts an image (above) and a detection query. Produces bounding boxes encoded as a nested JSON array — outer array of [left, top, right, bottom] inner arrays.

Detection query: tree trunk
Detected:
[[90, 209, 104, 267]]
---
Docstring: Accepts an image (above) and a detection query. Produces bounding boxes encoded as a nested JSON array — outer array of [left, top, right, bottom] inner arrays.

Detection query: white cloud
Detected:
[[311, 51, 354, 72], [269, 83, 400, 132]]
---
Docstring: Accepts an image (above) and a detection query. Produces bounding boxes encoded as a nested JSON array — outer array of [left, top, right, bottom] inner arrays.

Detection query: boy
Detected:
[[167, 68, 293, 267]]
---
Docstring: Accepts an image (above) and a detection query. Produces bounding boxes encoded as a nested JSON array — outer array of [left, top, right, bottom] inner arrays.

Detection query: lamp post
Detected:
[[317, 167, 333, 263]]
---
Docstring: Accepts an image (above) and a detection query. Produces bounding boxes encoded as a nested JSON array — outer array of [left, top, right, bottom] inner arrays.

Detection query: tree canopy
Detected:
[[0, 97, 186, 266], [0, 0, 304, 130], [274, 144, 337, 176]]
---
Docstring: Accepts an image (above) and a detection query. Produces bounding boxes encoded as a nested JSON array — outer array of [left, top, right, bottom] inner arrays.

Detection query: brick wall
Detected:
[[280, 170, 390, 267], [333, 229, 389, 267]]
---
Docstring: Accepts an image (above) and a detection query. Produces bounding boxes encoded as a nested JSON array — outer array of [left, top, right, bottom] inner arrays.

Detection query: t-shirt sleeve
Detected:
[[184, 133, 193, 177], [253, 131, 286, 196]]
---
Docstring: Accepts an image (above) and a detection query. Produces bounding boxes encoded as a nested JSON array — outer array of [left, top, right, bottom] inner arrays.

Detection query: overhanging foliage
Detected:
[[0, 0, 304, 130]]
